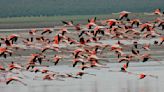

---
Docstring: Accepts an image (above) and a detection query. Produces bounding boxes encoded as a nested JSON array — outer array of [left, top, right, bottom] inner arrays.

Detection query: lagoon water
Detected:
[[0, 62, 164, 92]]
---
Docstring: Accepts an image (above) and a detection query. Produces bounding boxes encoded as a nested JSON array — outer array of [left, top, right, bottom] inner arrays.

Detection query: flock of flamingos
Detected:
[[0, 9, 163, 86]]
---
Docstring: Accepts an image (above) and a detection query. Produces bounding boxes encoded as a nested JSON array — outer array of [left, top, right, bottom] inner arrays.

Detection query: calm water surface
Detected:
[[0, 62, 164, 92]]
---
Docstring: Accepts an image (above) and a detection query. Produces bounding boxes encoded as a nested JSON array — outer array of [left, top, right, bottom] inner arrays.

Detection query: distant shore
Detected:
[[0, 13, 159, 29]]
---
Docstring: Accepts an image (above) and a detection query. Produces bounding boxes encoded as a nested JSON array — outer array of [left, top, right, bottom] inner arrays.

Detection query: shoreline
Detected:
[[0, 13, 160, 29]]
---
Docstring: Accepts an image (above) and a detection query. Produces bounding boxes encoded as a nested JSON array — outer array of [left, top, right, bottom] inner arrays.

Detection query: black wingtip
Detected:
[[62, 21, 68, 25]]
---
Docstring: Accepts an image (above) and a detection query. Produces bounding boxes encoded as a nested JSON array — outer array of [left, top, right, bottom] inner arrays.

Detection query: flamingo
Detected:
[[0, 47, 13, 58], [78, 64, 91, 70], [76, 71, 96, 77], [138, 73, 158, 79], [74, 24, 81, 31], [31, 68, 40, 73], [110, 43, 122, 51], [154, 8, 163, 16], [66, 37, 78, 44], [139, 73, 146, 79], [153, 37, 164, 45], [8, 34, 20, 44], [53, 55, 62, 65], [119, 11, 131, 21], [84, 47, 99, 55], [8, 62, 22, 71], [22, 38, 34, 46], [117, 55, 133, 63], [62, 20, 74, 26], [104, 19, 117, 28], [26, 53, 40, 70], [41, 45, 59, 53], [158, 21, 164, 30], [142, 43, 150, 51], [131, 49, 140, 56], [89, 58, 107, 68], [72, 48, 84, 58], [138, 53, 162, 64], [72, 58, 85, 67], [159, 37, 164, 45], [128, 72, 158, 79], [130, 19, 141, 28], [41, 28, 53, 35], [6, 76, 27, 86], [43, 73, 55, 80], [0, 65, 6, 71], [92, 25, 105, 37], [86, 17, 97, 29], [78, 37, 89, 46], [88, 17, 97, 24], [58, 27, 70, 36], [140, 23, 154, 32], [41, 69, 52, 74], [29, 29, 37, 35], [133, 41, 138, 49], [123, 61, 129, 69], [78, 30, 91, 37]]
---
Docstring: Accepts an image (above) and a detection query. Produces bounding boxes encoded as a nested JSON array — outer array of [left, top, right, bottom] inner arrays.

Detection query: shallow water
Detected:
[[0, 62, 164, 92], [0, 23, 164, 92]]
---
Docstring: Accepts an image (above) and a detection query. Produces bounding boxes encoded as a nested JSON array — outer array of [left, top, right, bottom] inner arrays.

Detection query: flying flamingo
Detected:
[[78, 64, 91, 70], [8, 34, 20, 44], [157, 36, 164, 45], [74, 24, 81, 31], [42, 73, 55, 80], [72, 48, 84, 58], [119, 11, 131, 21], [108, 62, 129, 73], [88, 56, 108, 68], [154, 8, 163, 16], [0, 47, 13, 58], [138, 53, 162, 64], [130, 19, 141, 28], [29, 29, 37, 35], [128, 72, 158, 79], [41, 69, 52, 74], [153, 37, 164, 45], [142, 43, 150, 51], [117, 55, 133, 63], [72, 58, 85, 67], [31, 68, 40, 73], [138, 73, 158, 79], [58, 27, 70, 36], [41, 28, 53, 35], [140, 23, 154, 32], [6, 76, 27, 86], [62, 20, 74, 26], [53, 55, 62, 65], [41, 45, 59, 53], [86, 17, 97, 29], [0, 65, 6, 71], [104, 19, 117, 28], [133, 41, 138, 49], [8, 62, 23, 71], [76, 71, 96, 77], [144, 8, 163, 16]]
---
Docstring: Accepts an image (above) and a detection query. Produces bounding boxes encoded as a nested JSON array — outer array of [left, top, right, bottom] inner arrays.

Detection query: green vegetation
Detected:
[[0, 0, 163, 18]]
